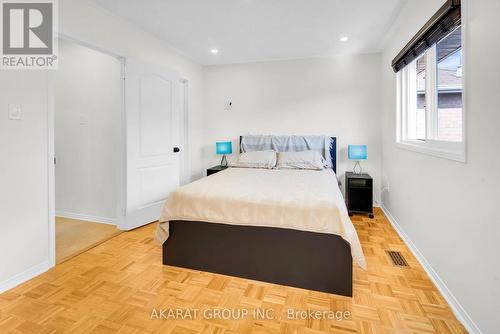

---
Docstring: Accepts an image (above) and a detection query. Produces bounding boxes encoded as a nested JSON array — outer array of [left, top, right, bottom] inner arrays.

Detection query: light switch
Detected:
[[8, 104, 21, 120]]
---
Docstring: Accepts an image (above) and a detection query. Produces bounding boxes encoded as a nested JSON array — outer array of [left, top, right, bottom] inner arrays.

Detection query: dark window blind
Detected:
[[391, 0, 461, 73]]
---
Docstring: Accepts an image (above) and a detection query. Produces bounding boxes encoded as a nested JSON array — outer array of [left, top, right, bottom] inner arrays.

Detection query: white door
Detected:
[[123, 59, 180, 230]]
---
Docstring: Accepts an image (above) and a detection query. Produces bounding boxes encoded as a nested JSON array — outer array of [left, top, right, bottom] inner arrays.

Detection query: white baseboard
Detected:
[[56, 211, 117, 225], [0, 260, 51, 293], [380, 204, 482, 334]]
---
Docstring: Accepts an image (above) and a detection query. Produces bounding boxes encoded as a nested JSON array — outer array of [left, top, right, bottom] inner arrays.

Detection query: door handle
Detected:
[[173, 147, 180, 153]]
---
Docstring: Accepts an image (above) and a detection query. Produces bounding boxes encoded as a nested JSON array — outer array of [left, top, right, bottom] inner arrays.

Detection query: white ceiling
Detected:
[[88, 0, 407, 65]]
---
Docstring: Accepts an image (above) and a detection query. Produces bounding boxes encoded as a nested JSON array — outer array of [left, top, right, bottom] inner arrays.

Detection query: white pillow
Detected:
[[276, 151, 327, 170], [230, 150, 277, 169]]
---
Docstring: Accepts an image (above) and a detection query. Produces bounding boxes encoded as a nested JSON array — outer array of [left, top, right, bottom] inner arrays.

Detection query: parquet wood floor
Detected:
[[0, 208, 467, 333]]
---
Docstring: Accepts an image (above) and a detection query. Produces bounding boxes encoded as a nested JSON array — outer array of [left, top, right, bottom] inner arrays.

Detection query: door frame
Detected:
[[179, 78, 190, 185], [47, 33, 127, 267]]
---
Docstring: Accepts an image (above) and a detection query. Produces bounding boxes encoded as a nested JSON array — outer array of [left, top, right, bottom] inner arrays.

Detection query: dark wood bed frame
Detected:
[[162, 137, 353, 296]]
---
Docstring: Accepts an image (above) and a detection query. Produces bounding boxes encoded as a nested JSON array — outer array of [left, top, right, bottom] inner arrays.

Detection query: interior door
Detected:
[[123, 59, 180, 230]]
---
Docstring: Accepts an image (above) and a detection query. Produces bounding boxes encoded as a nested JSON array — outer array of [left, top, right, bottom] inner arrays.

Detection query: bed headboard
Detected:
[[329, 137, 337, 174], [239, 136, 337, 173]]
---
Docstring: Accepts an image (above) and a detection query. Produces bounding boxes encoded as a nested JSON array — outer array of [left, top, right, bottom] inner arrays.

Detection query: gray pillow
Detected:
[[276, 151, 326, 170], [229, 150, 277, 169]]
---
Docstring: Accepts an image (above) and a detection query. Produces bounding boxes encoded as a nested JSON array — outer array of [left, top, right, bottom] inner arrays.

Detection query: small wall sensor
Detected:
[[79, 114, 88, 125], [8, 104, 21, 120], [224, 101, 233, 111]]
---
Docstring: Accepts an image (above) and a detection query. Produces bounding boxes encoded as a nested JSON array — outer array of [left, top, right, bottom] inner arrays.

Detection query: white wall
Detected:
[[0, 72, 50, 291], [380, 0, 500, 332], [0, 0, 204, 292], [54, 39, 122, 223], [203, 55, 382, 201]]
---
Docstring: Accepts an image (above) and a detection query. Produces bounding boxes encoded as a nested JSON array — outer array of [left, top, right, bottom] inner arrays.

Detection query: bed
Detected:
[[155, 136, 365, 297]]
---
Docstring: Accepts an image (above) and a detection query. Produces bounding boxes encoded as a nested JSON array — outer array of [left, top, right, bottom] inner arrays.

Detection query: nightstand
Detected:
[[207, 165, 228, 176], [345, 172, 373, 218]]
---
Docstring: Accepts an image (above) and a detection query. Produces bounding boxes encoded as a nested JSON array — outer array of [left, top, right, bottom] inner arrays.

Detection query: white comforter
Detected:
[[155, 167, 366, 269]]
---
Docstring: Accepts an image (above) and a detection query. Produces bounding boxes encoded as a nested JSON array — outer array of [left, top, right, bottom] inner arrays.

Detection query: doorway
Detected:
[[49, 36, 187, 265], [53, 38, 123, 263]]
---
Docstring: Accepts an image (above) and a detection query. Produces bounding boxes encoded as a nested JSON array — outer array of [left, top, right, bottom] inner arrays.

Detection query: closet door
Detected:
[[123, 59, 180, 230]]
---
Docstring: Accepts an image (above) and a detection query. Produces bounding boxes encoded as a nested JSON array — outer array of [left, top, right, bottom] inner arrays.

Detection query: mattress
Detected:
[[155, 167, 366, 269]]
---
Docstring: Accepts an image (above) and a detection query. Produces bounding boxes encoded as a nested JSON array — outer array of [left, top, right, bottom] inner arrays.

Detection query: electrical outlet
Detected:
[[382, 177, 390, 192]]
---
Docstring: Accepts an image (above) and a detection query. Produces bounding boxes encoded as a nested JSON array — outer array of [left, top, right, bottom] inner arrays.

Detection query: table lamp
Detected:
[[348, 145, 367, 174], [216, 141, 232, 167]]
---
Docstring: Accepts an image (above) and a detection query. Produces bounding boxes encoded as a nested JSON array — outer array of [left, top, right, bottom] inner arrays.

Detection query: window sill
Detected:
[[396, 140, 466, 163]]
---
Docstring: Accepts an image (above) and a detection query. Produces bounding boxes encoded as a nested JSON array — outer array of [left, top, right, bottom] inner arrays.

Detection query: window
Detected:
[[397, 27, 465, 161]]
